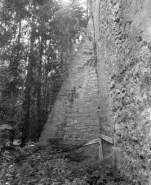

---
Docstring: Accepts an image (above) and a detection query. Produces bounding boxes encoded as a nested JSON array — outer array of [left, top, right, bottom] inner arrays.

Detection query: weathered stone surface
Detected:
[[111, 147, 123, 170], [39, 19, 100, 158], [91, 0, 151, 183], [40, 0, 151, 182]]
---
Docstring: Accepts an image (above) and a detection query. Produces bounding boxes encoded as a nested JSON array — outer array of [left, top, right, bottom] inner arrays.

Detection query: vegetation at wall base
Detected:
[[0, 143, 129, 185]]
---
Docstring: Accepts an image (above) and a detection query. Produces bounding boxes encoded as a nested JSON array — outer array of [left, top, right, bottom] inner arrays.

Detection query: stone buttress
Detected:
[[39, 19, 100, 158]]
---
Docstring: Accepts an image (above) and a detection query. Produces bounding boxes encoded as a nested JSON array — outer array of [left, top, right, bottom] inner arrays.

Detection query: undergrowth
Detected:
[[0, 143, 128, 185]]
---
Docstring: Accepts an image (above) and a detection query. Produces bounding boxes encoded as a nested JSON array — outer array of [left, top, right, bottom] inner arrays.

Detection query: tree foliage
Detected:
[[0, 0, 87, 146], [0, 143, 127, 185]]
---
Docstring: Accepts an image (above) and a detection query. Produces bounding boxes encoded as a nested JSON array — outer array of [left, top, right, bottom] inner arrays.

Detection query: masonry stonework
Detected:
[[92, 0, 151, 183], [39, 19, 100, 158], [40, 0, 151, 183]]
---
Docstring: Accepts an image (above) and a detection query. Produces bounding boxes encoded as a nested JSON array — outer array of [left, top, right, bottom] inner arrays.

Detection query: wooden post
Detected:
[[83, 134, 115, 162], [99, 134, 114, 161], [98, 138, 103, 161], [84, 138, 103, 161]]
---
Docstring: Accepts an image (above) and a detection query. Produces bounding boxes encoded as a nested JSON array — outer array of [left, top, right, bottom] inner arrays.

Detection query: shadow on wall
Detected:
[[67, 86, 79, 104]]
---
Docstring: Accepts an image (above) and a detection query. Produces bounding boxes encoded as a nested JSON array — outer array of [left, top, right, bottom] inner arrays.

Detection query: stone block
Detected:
[[111, 147, 123, 170], [73, 119, 78, 123], [66, 118, 74, 126], [63, 127, 70, 131]]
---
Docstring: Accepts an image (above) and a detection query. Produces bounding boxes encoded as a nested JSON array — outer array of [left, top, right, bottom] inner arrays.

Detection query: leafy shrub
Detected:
[[0, 143, 128, 185]]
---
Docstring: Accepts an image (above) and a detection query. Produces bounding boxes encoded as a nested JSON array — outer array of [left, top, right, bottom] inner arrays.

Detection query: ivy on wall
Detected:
[[93, 0, 151, 184], [67, 86, 79, 104]]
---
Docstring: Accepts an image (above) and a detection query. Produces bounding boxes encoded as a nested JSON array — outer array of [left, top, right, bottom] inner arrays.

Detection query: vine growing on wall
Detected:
[[109, 2, 151, 184], [95, 0, 151, 184], [67, 86, 79, 104]]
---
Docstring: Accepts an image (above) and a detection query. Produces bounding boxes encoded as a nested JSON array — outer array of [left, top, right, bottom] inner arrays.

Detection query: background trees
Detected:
[[0, 0, 87, 147]]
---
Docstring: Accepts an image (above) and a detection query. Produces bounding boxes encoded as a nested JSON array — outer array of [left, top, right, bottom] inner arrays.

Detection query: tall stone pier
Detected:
[[39, 19, 100, 158]]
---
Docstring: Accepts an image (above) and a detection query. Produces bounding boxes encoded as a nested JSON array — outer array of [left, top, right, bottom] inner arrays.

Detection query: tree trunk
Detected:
[[21, 19, 35, 146], [36, 37, 43, 139], [2, 18, 21, 98]]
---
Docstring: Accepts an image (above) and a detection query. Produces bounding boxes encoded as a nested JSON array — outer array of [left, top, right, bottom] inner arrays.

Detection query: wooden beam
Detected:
[[84, 138, 100, 146], [100, 134, 114, 144], [84, 138, 103, 161]]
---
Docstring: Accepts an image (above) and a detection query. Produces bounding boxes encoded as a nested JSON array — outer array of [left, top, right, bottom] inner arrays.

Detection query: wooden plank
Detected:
[[84, 138, 103, 161], [100, 134, 114, 144], [84, 138, 100, 146]]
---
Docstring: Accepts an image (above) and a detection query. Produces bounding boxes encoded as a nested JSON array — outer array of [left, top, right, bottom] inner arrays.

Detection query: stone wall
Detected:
[[39, 19, 100, 158], [39, 0, 151, 182], [92, 0, 151, 183]]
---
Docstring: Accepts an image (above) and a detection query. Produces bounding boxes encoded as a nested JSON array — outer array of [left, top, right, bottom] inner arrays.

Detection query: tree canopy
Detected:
[[0, 0, 87, 147]]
